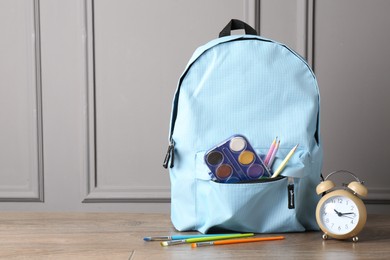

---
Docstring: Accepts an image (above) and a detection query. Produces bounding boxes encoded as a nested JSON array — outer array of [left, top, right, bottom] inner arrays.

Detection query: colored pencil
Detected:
[[263, 137, 277, 166], [191, 236, 285, 248], [143, 233, 238, 241], [160, 233, 254, 246], [267, 139, 280, 168], [271, 144, 298, 178]]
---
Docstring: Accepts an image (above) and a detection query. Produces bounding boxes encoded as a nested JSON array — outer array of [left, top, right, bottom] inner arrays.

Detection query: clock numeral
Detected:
[[351, 206, 355, 210], [338, 198, 342, 203], [331, 223, 334, 228], [351, 219, 354, 224], [338, 226, 341, 231], [325, 218, 329, 223], [345, 224, 348, 230]]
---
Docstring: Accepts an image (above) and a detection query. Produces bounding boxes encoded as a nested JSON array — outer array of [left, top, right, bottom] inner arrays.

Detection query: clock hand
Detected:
[[340, 212, 355, 215], [339, 212, 356, 219], [333, 209, 355, 218], [334, 209, 342, 217]]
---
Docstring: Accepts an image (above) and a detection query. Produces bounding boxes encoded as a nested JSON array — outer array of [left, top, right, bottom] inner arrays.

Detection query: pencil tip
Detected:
[[161, 242, 168, 247], [191, 243, 197, 248], [143, 237, 151, 241]]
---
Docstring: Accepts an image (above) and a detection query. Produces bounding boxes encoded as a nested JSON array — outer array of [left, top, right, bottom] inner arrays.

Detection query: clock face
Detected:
[[319, 195, 360, 235]]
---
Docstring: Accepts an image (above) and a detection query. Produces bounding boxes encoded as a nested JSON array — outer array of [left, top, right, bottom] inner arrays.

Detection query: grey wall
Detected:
[[259, 0, 390, 213], [0, 0, 255, 212], [0, 0, 389, 214]]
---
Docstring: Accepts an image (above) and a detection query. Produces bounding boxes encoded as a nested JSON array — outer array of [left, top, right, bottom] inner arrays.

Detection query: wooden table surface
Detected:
[[0, 212, 389, 259]]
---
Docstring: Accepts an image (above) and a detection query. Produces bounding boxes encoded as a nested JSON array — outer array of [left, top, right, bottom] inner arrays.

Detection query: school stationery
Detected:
[[271, 144, 299, 178], [164, 19, 323, 234], [160, 233, 254, 247], [191, 236, 285, 248], [263, 137, 277, 166], [204, 135, 270, 183], [267, 139, 280, 169], [143, 233, 238, 241]]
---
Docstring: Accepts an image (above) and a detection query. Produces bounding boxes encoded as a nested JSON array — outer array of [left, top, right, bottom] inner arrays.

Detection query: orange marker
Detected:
[[191, 236, 285, 248]]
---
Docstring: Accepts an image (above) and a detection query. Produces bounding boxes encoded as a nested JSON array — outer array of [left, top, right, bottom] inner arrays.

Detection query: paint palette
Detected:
[[204, 135, 271, 183]]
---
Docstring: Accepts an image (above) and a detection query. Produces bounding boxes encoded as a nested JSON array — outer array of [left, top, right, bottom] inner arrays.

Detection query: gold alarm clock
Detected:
[[315, 170, 368, 242]]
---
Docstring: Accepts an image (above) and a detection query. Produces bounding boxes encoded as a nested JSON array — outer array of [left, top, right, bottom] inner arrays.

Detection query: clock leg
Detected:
[[322, 233, 328, 240], [352, 236, 359, 242]]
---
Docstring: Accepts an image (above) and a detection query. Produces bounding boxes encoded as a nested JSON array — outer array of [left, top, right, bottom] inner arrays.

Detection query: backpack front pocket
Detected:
[[194, 150, 309, 233]]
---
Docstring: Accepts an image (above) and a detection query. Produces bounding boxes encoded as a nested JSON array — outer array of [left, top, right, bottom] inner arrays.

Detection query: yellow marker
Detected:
[[271, 144, 298, 178]]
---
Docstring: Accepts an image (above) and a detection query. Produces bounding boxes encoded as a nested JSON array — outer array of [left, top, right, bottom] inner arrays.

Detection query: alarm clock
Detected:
[[315, 170, 368, 242]]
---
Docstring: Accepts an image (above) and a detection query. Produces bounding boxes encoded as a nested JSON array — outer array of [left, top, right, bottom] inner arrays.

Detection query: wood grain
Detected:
[[0, 213, 389, 259]]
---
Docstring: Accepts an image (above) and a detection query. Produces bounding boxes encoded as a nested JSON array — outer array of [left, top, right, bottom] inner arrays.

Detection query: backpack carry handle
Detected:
[[219, 19, 258, 37]]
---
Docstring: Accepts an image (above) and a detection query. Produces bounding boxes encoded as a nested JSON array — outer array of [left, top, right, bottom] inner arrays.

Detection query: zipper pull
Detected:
[[287, 177, 295, 209], [169, 140, 175, 168], [163, 140, 175, 169]]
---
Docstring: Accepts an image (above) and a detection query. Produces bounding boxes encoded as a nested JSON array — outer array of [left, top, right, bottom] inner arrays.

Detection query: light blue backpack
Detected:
[[163, 20, 323, 233]]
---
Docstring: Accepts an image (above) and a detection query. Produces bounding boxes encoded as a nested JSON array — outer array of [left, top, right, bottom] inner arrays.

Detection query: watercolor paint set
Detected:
[[204, 135, 271, 183]]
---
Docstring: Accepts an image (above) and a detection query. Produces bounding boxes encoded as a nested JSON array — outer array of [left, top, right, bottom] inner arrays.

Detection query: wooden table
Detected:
[[0, 213, 389, 259]]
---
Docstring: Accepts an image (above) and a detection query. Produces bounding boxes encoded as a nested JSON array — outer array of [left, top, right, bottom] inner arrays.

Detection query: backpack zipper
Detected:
[[214, 175, 296, 210], [287, 177, 295, 209], [163, 139, 175, 169]]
